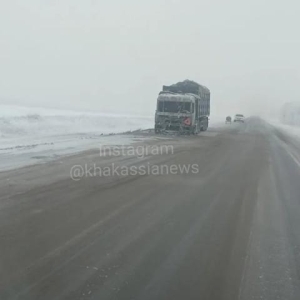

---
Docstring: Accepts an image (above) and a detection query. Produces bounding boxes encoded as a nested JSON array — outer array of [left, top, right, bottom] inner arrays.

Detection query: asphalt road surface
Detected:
[[1, 118, 300, 300]]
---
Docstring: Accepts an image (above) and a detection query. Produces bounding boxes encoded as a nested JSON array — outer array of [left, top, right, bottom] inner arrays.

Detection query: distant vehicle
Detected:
[[155, 80, 210, 134], [234, 114, 245, 123], [225, 116, 232, 124]]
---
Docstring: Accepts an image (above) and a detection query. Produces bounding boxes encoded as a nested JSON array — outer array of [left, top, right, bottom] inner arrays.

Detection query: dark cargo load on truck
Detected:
[[162, 79, 210, 96]]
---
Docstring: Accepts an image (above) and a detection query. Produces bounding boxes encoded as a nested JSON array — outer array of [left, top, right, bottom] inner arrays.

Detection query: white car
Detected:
[[234, 114, 245, 123]]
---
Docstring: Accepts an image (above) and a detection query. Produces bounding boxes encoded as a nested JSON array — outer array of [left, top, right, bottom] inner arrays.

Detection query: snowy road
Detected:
[[0, 117, 300, 299]]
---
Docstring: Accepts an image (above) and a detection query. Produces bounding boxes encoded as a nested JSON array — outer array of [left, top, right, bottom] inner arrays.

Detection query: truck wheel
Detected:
[[191, 126, 197, 135], [202, 119, 208, 131]]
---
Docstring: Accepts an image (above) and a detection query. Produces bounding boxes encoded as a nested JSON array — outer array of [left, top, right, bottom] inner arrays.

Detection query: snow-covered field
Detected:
[[0, 105, 226, 171], [0, 105, 154, 139], [0, 105, 154, 171]]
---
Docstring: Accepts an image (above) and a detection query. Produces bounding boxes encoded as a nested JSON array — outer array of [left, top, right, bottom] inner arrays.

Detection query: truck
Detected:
[[154, 80, 210, 134]]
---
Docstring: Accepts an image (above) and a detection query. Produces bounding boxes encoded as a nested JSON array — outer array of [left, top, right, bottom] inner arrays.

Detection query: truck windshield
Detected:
[[157, 101, 192, 113]]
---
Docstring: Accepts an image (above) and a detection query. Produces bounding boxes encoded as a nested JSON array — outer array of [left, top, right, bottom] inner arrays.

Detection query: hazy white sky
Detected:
[[0, 0, 299, 116]]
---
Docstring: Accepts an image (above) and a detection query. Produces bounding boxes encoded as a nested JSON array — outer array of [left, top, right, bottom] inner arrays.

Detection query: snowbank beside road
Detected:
[[269, 119, 300, 136], [0, 105, 154, 171], [0, 105, 153, 139]]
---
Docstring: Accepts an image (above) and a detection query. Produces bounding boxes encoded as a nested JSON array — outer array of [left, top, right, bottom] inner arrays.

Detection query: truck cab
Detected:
[[155, 93, 198, 134]]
